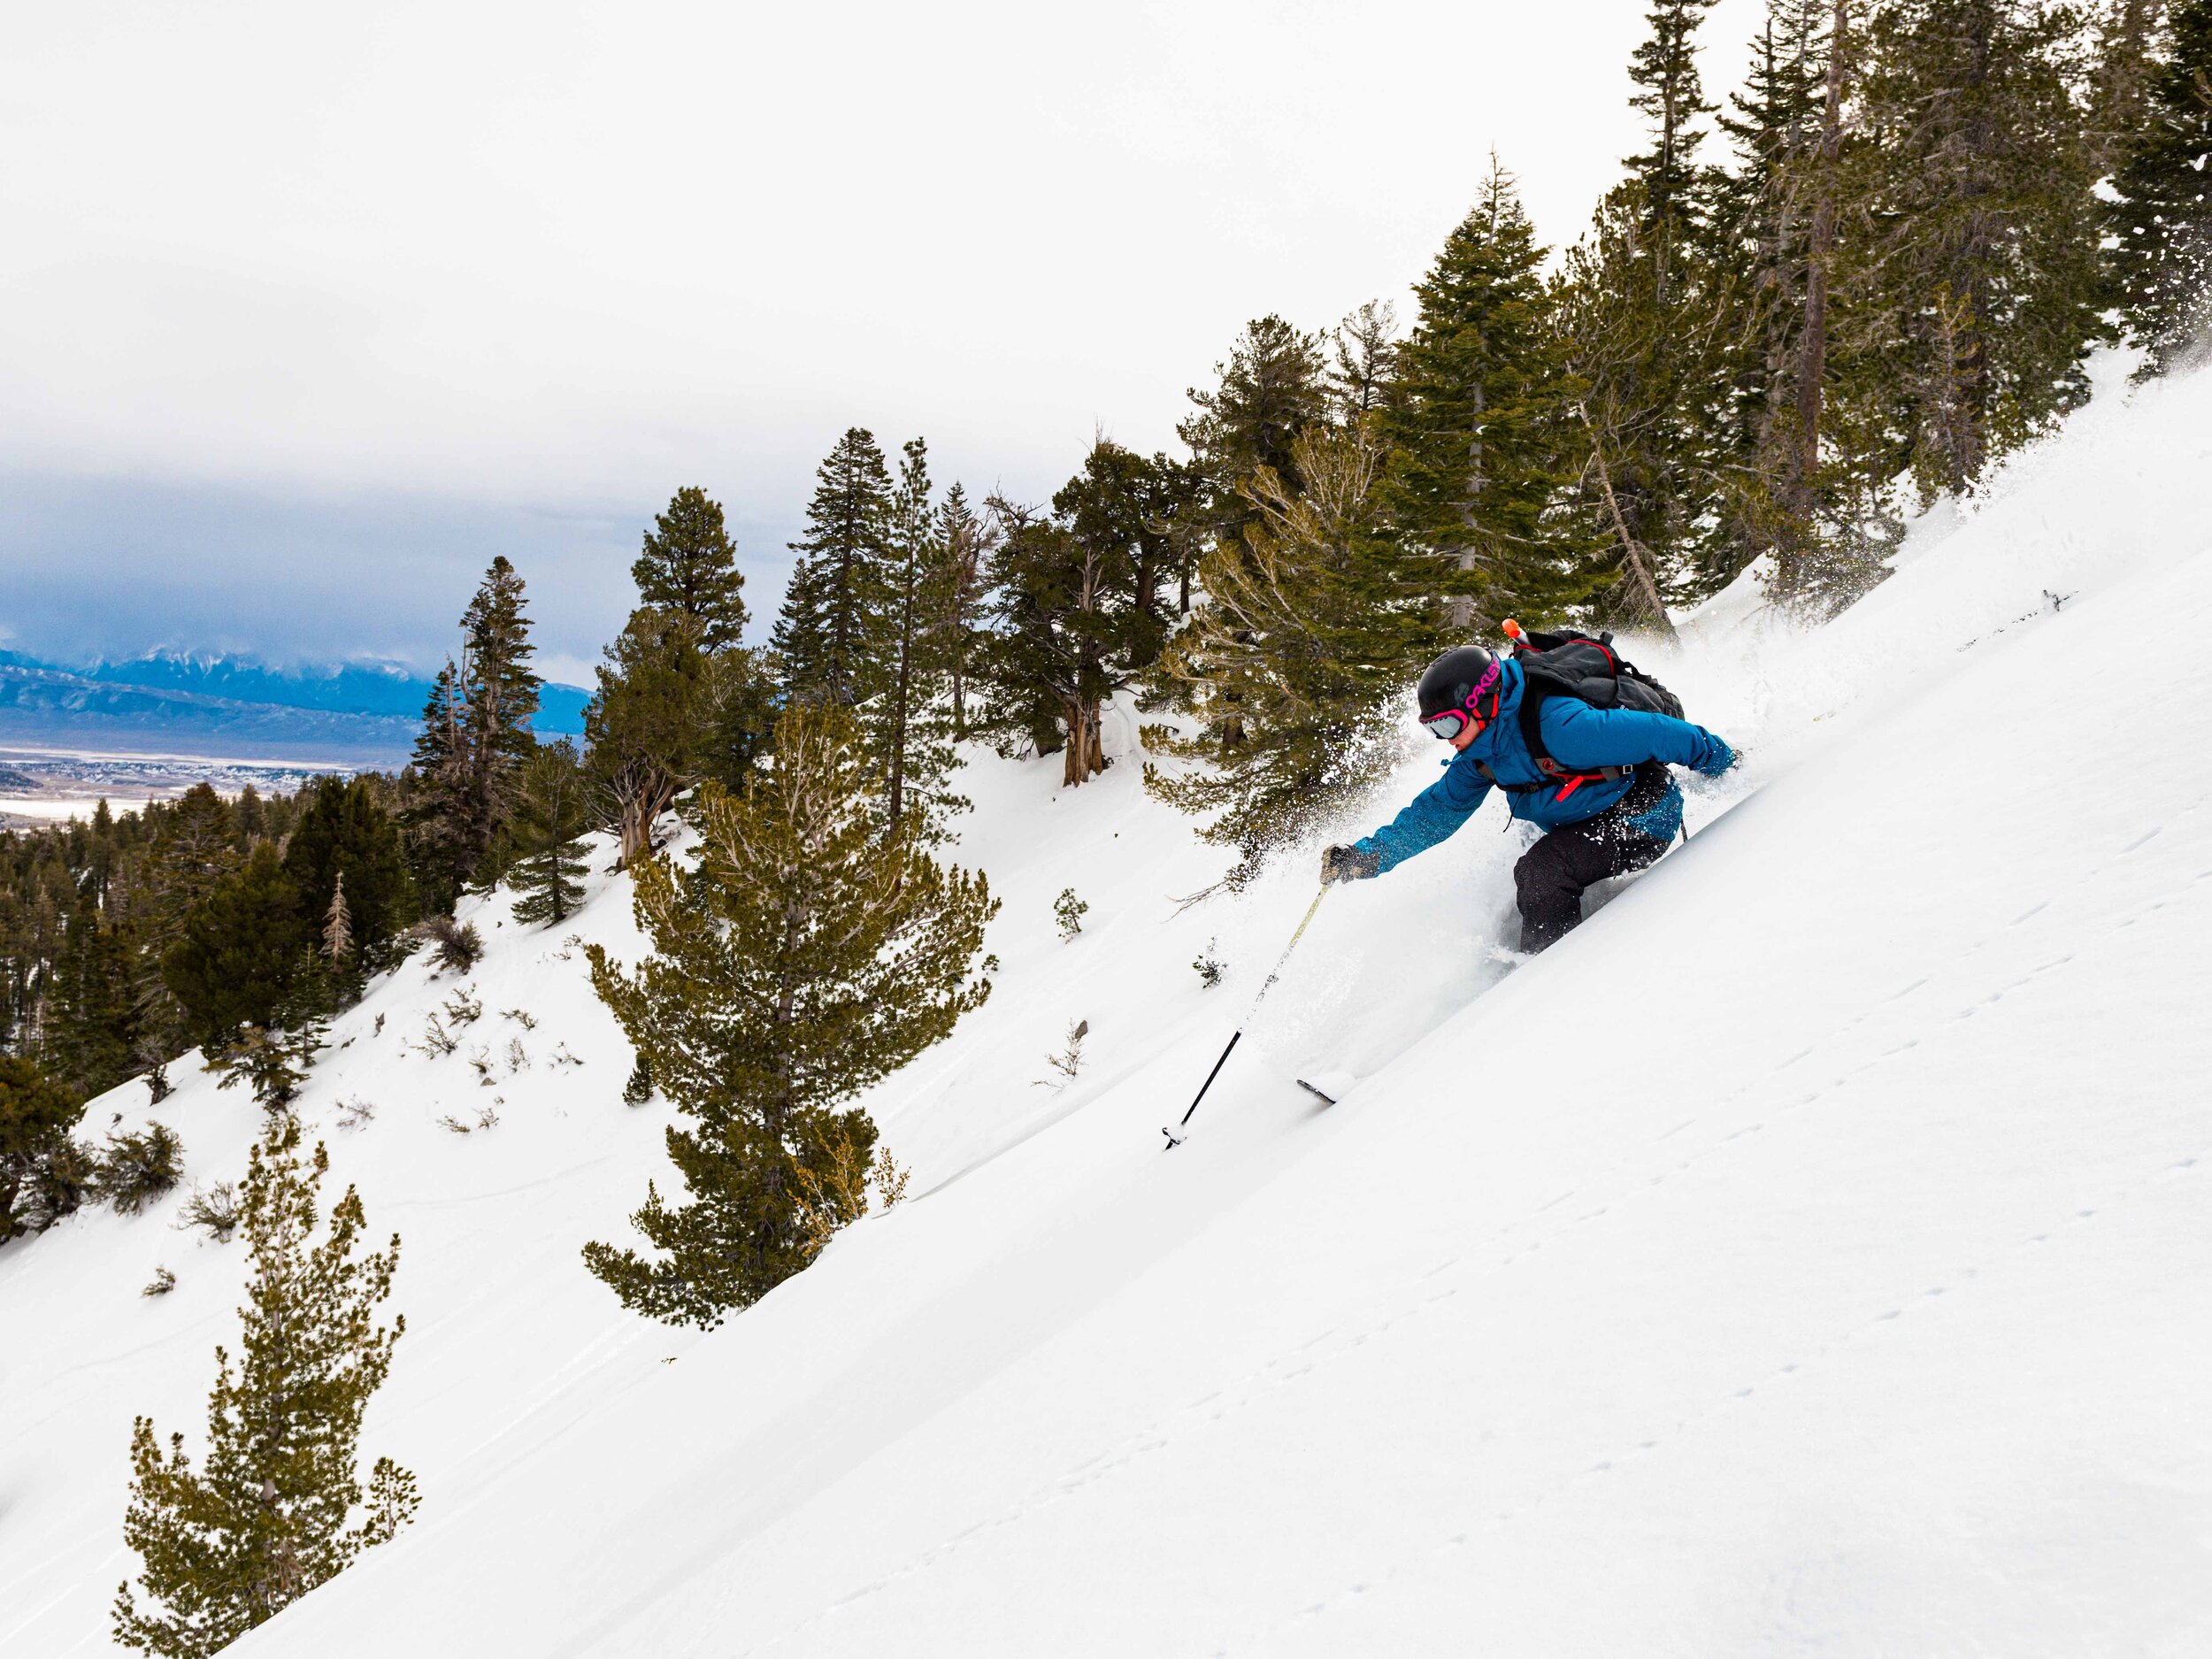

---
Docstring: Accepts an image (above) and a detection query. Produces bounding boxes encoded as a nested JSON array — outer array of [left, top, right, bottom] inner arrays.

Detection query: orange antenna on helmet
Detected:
[[1502, 618, 1531, 653]]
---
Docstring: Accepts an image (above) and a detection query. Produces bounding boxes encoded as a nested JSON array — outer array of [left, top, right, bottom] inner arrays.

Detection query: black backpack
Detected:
[[1480, 626, 1686, 798]]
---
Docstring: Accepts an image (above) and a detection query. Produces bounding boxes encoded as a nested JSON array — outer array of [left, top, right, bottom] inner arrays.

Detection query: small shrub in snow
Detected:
[[621, 1056, 653, 1107], [1193, 941, 1225, 988], [502, 1007, 538, 1030], [411, 1016, 459, 1059], [549, 1044, 585, 1070], [434, 1105, 499, 1135], [1042, 1019, 1089, 1086], [441, 987, 483, 1026], [15, 1139, 97, 1236], [373, 1013, 386, 1038], [94, 1124, 185, 1216], [145, 1064, 173, 1106], [334, 1097, 378, 1132], [175, 1182, 240, 1243], [1054, 887, 1087, 940], [505, 1037, 529, 1073], [872, 1147, 911, 1210], [792, 1121, 876, 1256], [142, 1266, 177, 1298], [210, 1025, 319, 1115], [465, 1048, 495, 1086], [417, 915, 484, 975]]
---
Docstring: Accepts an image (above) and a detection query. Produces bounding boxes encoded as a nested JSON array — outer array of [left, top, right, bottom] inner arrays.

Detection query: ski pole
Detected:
[[1164, 886, 1328, 1149]]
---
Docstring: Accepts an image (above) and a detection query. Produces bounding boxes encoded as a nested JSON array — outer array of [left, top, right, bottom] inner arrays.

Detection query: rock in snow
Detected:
[[4, 355, 2211, 1656]]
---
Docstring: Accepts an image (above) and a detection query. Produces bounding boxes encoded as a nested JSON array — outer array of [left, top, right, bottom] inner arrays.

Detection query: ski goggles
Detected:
[[1419, 663, 1500, 741]]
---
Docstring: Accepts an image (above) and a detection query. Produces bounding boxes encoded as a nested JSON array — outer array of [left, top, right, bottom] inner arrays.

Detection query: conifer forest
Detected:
[[4, 0, 2211, 1651]]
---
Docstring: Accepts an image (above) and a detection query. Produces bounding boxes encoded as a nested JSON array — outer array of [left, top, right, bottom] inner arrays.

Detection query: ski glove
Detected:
[[1692, 735, 1738, 777], [1320, 843, 1381, 885]]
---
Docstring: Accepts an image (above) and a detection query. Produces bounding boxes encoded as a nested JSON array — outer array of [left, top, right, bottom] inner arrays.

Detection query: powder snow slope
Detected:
[[5, 356, 2211, 1656]]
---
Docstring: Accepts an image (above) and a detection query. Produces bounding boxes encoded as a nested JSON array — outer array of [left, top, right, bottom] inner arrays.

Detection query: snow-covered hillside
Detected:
[[6, 356, 2211, 1656]]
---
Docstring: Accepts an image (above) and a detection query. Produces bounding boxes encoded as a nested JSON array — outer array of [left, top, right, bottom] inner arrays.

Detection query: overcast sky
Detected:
[[0, 0, 1763, 686]]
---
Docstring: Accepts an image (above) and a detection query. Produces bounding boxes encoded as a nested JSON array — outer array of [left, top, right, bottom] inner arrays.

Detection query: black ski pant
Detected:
[[1513, 763, 1674, 953]]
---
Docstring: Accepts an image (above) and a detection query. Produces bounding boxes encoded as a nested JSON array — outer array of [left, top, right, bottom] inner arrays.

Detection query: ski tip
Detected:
[[1162, 1125, 1186, 1150], [1297, 1070, 1354, 1105]]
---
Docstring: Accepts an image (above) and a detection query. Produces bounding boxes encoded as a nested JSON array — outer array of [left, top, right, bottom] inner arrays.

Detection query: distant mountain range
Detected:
[[0, 651, 589, 765]]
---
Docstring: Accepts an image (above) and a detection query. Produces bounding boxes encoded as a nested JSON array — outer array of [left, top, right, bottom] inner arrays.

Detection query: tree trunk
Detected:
[[1448, 381, 1486, 633], [1059, 695, 1105, 787]]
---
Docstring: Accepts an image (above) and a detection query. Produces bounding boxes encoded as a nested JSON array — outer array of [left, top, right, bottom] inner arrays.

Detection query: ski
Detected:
[[1295, 1078, 1339, 1105]]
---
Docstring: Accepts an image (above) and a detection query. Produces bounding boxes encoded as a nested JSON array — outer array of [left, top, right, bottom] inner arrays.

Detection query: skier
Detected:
[[1319, 641, 1737, 951]]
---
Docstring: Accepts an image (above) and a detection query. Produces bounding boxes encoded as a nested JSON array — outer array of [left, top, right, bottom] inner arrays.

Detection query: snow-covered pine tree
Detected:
[[1145, 420, 1448, 884], [509, 739, 590, 927], [582, 701, 997, 1327], [2108, 0, 2212, 375], [632, 486, 749, 649], [1381, 159, 1585, 632], [112, 1118, 416, 1657], [772, 428, 896, 707]]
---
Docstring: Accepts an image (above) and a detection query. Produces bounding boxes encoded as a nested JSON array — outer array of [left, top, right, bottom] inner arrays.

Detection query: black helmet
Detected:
[[1417, 645, 1501, 725]]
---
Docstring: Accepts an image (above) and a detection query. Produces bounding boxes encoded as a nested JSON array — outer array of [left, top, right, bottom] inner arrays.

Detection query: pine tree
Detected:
[[456, 556, 543, 881], [1178, 316, 1330, 576], [922, 482, 1001, 740], [1553, 0, 1735, 624], [1145, 422, 1450, 883], [403, 662, 473, 912], [1, 1053, 85, 1243], [2108, 0, 2212, 374], [134, 785, 240, 1061], [283, 778, 409, 964], [1705, 0, 1831, 585], [582, 702, 996, 1327], [1851, 0, 2108, 496], [1326, 300, 1402, 423], [879, 439, 967, 839], [160, 842, 310, 1048], [1626, 0, 1725, 311], [633, 487, 749, 649], [509, 740, 590, 928], [113, 1119, 416, 1656], [585, 608, 709, 866], [1382, 161, 1584, 631], [773, 429, 895, 705], [43, 893, 141, 1100], [978, 442, 1176, 787]]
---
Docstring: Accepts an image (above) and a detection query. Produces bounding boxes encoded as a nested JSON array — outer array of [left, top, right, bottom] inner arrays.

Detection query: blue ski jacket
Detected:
[[1353, 659, 1734, 873]]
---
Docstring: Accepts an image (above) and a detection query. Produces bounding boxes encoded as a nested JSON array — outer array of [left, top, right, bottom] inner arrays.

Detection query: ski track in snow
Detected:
[[6, 351, 2212, 1657]]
